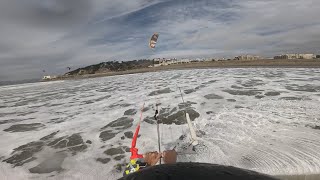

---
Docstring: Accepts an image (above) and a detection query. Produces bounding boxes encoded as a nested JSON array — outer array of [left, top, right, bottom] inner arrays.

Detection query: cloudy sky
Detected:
[[0, 0, 319, 81]]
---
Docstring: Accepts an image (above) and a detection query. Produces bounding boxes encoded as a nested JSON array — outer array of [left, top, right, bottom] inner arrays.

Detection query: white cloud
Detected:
[[0, 0, 319, 81]]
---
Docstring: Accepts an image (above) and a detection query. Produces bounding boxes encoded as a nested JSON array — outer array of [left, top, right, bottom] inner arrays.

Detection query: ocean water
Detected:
[[0, 68, 320, 180]]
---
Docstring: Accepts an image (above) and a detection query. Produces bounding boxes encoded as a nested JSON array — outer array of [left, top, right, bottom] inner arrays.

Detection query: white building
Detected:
[[153, 58, 165, 67], [274, 54, 315, 59], [235, 55, 261, 60], [152, 58, 190, 67], [204, 58, 213, 62], [42, 76, 52, 80], [299, 54, 315, 59], [180, 59, 191, 63]]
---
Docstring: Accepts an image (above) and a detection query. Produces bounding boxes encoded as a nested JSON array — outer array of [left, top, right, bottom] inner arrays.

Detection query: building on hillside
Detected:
[[197, 58, 213, 62], [180, 59, 191, 63], [316, 55, 320, 59], [300, 54, 315, 59], [42, 75, 57, 80], [42, 76, 52, 80], [190, 58, 201, 62], [78, 69, 87, 75], [216, 58, 226, 61], [152, 58, 190, 67], [274, 54, 316, 59], [234, 55, 261, 60], [153, 58, 167, 67], [274, 55, 287, 59]]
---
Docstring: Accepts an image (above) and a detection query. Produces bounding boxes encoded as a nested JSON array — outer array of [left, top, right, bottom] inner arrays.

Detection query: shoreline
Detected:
[[45, 59, 320, 81]]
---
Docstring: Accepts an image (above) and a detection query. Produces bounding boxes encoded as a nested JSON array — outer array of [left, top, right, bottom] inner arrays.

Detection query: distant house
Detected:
[[234, 55, 261, 60], [180, 59, 191, 63], [274, 55, 287, 59], [316, 55, 320, 59], [78, 69, 87, 75], [274, 54, 315, 59], [202, 58, 213, 62], [152, 58, 190, 67], [165, 59, 175, 65], [191, 59, 200, 62], [42, 75, 51, 80], [153, 58, 165, 67], [296, 54, 315, 59]]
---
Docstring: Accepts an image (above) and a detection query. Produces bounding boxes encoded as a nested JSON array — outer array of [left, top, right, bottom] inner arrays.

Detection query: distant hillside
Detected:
[[66, 59, 153, 76]]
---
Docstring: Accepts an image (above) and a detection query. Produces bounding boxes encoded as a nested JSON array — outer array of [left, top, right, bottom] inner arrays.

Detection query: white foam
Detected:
[[0, 163, 31, 180], [0, 68, 320, 179]]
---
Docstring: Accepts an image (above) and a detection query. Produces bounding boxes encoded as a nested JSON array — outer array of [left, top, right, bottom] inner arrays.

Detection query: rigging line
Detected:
[[176, 84, 186, 136], [138, 102, 145, 124], [149, 45, 162, 164], [177, 85, 185, 104], [154, 104, 161, 164], [149, 33, 162, 164], [176, 84, 199, 146]]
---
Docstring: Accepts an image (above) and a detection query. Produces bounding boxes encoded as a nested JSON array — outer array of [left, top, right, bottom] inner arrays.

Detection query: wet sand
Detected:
[[46, 59, 320, 81]]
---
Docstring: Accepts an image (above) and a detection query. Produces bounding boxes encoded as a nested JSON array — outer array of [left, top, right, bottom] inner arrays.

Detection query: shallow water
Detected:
[[0, 68, 320, 180]]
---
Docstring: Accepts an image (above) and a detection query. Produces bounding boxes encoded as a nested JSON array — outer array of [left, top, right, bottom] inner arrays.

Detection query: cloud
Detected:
[[0, 0, 319, 81]]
